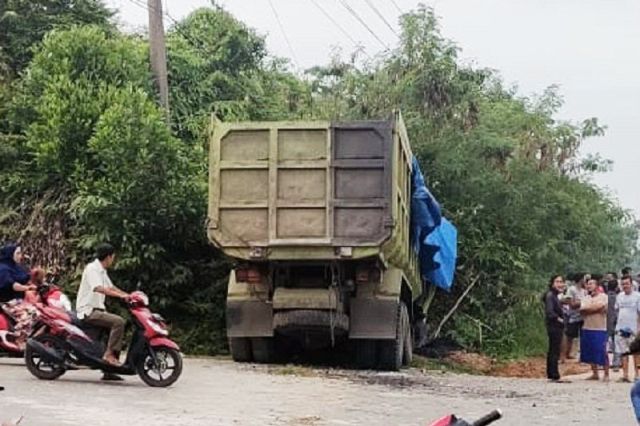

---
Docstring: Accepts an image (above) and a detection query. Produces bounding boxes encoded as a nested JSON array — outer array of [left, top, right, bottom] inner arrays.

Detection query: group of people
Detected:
[[0, 242, 130, 373], [544, 270, 640, 383]]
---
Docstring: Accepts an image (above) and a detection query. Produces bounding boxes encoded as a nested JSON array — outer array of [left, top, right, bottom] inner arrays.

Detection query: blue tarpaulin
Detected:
[[410, 157, 458, 292]]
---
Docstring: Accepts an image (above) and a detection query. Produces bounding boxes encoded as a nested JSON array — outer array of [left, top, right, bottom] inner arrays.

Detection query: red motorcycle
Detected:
[[0, 277, 72, 356], [0, 304, 24, 355], [430, 410, 502, 426], [25, 291, 182, 387]]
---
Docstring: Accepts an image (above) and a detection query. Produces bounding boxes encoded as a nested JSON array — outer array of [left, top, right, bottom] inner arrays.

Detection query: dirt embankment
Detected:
[[441, 351, 591, 378]]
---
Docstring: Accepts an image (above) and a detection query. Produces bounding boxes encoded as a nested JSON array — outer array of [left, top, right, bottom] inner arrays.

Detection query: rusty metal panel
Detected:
[[278, 129, 327, 160], [335, 168, 384, 199], [220, 130, 269, 161], [220, 169, 269, 203], [277, 169, 326, 201], [334, 128, 384, 159], [276, 208, 326, 238], [332, 122, 392, 245], [334, 208, 384, 238], [218, 209, 268, 245]]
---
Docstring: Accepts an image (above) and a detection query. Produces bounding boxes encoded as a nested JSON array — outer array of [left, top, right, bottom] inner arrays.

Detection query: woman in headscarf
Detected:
[[0, 244, 38, 351], [0, 243, 33, 302]]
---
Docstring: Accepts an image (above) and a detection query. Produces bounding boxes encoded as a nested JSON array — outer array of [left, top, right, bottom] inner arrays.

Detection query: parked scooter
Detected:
[[24, 291, 182, 387], [429, 410, 502, 426]]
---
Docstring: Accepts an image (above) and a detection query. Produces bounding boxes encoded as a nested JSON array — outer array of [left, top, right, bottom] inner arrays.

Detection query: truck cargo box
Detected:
[[207, 112, 416, 273]]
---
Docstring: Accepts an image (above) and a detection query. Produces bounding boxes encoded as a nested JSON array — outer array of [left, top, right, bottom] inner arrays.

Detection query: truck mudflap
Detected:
[[348, 298, 399, 339], [273, 310, 349, 334], [226, 300, 274, 337]]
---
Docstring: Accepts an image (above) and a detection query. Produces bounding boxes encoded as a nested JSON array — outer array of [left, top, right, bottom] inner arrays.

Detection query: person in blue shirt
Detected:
[[0, 243, 35, 303]]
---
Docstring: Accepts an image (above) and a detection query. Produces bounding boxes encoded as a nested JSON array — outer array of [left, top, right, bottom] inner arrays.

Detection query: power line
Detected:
[[390, 0, 403, 14], [364, 0, 398, 36], [308, 0, 358, 47], [335, 0, 389, 50], [267, 0, 300, 69]]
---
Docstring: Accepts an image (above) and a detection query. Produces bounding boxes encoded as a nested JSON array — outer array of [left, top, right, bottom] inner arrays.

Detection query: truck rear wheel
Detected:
[[251, 337, 275, 363], [229, 338, 253, 362], [378, 302, 409, 371]]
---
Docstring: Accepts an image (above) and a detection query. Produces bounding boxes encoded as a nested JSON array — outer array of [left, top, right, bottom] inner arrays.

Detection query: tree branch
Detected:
[[430, 274, 482, 341]]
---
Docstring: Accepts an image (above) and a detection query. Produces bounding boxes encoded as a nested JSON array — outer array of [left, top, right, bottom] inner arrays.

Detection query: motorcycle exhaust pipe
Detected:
[[26, 339, 65, 364]]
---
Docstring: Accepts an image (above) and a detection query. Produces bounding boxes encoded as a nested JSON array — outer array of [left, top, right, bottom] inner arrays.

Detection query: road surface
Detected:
[[0, 357, 636, 425]]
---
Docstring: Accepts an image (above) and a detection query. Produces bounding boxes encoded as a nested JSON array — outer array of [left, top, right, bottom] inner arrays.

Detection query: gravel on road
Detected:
[[0, 357, 636, 425]]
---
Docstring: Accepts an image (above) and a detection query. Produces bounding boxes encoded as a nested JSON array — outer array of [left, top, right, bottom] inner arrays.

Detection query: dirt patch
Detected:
[[491, 357, 591, 378], [444, 351, 496, 374], [437, 351, 592, 378]]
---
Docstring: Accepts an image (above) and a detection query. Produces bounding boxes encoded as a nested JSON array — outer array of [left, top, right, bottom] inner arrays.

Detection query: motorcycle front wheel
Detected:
[[24, 334, 67, 380], [136, 346, 182, 387]]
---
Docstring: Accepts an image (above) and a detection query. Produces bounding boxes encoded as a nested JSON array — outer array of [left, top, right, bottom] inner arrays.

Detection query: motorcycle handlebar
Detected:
[[472, 410, 502, 426]]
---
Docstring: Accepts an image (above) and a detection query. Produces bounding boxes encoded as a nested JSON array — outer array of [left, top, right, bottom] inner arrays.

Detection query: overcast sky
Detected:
[[107, 0, 640, 217]]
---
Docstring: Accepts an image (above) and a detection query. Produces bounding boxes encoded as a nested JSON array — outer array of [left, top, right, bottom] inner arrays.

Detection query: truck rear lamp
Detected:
[[356, 267, 381, 284], [235, 267, 262, 284], [356, 269, 369, 284], [247, 268, 262, 284], [235, 268, 249, 282]]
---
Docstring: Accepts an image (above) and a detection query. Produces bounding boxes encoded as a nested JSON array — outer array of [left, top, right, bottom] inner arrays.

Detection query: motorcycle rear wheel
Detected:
[[24, 334, 67, 380], [136, 346, 182, 387]]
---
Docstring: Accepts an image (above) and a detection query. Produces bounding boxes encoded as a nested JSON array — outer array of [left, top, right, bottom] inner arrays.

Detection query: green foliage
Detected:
[[166, 8, 311, 144], [0, 0, 113, 77], [304, 5, 637, 357]]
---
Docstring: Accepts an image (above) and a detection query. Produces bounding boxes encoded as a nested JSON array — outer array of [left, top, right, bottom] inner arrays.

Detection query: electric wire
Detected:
[[335, 0, 389, 49], [267, 0, 301, 69], [390, 0, 402, 14], [309, 0, 358, 46], [364, 0, 398, 36]]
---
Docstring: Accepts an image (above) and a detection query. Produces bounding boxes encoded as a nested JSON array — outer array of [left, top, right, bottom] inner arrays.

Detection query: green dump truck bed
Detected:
[[207, 112, 418, 283]]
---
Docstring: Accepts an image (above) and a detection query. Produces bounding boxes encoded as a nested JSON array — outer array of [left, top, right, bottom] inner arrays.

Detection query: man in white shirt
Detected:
[[76, 243, 129, 366], [615, 275, 640, 382]]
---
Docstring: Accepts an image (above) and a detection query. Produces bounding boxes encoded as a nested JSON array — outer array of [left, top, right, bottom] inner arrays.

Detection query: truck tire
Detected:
[[378, 302, 409, 371], [229, 338, 253, 362], [354, 339, 377, 370], [251, 337, 275, 363]]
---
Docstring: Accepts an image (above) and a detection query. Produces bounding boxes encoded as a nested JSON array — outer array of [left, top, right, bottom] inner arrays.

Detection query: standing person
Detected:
[[615, 275, 640, 382], [563, 273, 587, 361], [577, 276, 610, 381], [543, 275, 568, 382], [76, 243, 130, 367], [622, 267, 639, 291]]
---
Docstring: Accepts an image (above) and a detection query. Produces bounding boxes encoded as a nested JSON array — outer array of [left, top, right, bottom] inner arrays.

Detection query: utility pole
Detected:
[[148, 0, 170, 115]]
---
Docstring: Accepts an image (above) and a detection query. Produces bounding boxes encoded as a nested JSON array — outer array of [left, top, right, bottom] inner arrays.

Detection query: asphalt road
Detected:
[[0, 357, 636, 425]]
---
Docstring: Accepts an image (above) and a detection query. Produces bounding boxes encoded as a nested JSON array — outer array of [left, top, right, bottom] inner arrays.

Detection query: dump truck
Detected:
[[207, 112, 433, 371]]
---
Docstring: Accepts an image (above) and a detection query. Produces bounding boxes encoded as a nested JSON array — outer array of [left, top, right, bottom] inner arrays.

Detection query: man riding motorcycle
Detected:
[[75, 243, 129, 368]]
